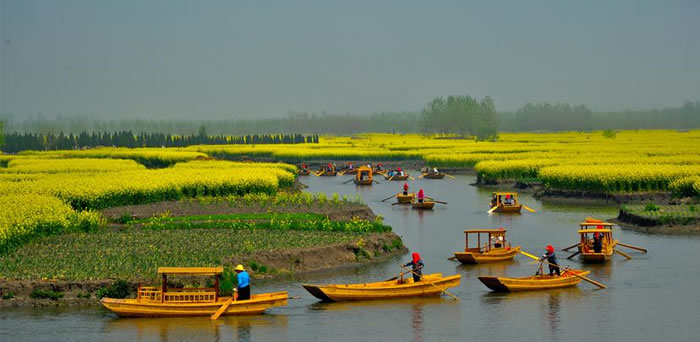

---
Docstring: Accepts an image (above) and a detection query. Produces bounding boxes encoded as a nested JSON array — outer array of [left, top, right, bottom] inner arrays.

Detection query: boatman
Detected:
[[402, 182, 409, 195], [417, 189, 425, 203], [540, 245, 561, 276], [301, 163, 308, 172], [234, 264, 250, 300], [403, 252, 424, 282]]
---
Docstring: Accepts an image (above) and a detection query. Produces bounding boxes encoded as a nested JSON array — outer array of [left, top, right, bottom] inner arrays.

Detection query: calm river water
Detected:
[[2, 175, 699, 341]]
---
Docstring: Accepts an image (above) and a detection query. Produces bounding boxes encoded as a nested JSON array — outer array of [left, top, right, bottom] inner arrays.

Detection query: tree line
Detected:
[[420, 95, 499, 140], [0, 129, 318, 153]]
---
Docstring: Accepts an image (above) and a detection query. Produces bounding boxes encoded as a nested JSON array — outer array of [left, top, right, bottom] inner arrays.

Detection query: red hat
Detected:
[[412, 252, 421, 263], [546, 245, 554, 253], [397, 167, 402, 172], [403, 183, 409, 190], [505, 194, 510, 199]]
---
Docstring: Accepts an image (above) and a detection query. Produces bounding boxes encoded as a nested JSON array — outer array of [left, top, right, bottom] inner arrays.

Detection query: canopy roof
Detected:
[[492, 192, 518, 196], [578, 229, 613, 234], [157, 267, 224, 276], [579, 222, 615, 227], [464, 229, 507, 234], [356, 166, 372, 171]]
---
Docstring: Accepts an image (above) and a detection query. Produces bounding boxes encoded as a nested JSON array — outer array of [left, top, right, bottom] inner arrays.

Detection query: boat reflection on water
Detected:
[[411, 303, 424, 342], [103, 314, 288, 342]]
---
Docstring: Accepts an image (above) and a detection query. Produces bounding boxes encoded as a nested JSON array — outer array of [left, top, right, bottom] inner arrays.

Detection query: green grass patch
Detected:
[[622, 204, 699, 225], [29, 288, 64, 300], [0, 228, 377, 281]]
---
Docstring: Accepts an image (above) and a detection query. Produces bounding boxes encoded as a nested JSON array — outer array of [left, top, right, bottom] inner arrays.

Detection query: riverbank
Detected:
[[613, 204, 700, 234], [0, 196, 407, 307]]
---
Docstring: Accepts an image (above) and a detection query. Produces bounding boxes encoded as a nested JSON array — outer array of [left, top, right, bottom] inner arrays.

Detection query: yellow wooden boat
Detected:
[[396, 192, 415, 204], [385, 173, 409, 181], [453, 229, 521, 264], [411, 200, 435, 209], [353, 166, 373, 185], [577, 221, 617, 263], [478, 269, 590, 292], [489, 192, 522, 213], [302, 273, 460, 302], [100, 267, 288, 317]]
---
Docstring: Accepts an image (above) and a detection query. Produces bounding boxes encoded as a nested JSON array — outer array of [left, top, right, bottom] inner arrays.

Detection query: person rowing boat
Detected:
[[402, 252, 424, 282]]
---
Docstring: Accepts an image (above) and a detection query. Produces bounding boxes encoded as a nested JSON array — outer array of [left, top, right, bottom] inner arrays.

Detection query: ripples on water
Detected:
[[2, 175, 699, 341]]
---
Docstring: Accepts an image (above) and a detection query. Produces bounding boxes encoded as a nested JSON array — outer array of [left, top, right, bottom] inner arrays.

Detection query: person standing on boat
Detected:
[[541, 245, 560, 276], [417, 189, 425, 203], [593, 234, 603, 253], [397, 167, 404, 176], [402, 182, 409, 195], [234, 264, 250, 300], [403, 252, 424, 282], [301, 163, 307, 172]]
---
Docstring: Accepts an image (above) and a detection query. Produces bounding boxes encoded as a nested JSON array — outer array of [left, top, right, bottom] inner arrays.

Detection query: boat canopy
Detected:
[[464, 229, 506, 234], [579, 222, 615, 227], [491, 192, 518, 196], [577, 229, 613, 234], [157, 267, 224, 276]]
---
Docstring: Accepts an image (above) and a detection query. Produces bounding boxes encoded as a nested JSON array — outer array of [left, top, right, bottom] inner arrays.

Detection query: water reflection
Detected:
[[103, 314, 288, 342], [411, 303, 424, 342]]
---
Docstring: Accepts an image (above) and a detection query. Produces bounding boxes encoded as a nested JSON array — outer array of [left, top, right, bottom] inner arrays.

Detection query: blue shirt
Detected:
[[237, 271, 250, 289]]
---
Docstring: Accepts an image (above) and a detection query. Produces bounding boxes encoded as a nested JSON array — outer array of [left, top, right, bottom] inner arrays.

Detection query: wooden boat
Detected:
[[411, 200, 434, 209], [489, 192, 522, 213], [302, 273, 461, 302], [422, 173, 445, 179], [453, 229, 520, 264], [316, 168, 337, 176], [342, 168, 358, 175], [577, 220, 617, 263], [396, 192, 415, 204], [298, 170, 310, 176], [353, 166, 373, 185], [385, 173, 409, 181], [100, 267, 288, 317], [478, 269, 590, 292]]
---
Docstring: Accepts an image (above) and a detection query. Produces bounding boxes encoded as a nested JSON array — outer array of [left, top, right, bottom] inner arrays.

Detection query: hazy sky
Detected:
[[2, 0, 699, 119]]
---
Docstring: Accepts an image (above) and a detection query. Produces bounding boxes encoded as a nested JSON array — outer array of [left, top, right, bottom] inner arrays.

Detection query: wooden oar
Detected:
[[338, 170, 347, 176], [447, 256, 457, 261], [381, 194, 397, 202], [210, 297, 234, 320], [343, 178, 354, 184], [408, 176, 415, 181], [519, 251, 606, 289], [488, 206, 498, 214], [617, 242, 647, 253], [614, 249, 632, 260], [418, 174, 426, 178], [373, 180, 380, 184], [522, 205, 536, 213], [315, 170, 325, 176], [562, 243, 579, 252], [567, 251, 581, 259], [388, 175, 394, 181], [424, 197, 447, 204], [401, 267, 460, 300], [444, 174, 456, 179]]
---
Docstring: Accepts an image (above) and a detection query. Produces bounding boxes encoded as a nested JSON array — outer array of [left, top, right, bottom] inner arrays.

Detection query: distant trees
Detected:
[[0, 131, 318, 153], [0, 121, 4, 148], [514, 103, 593, 132], [420, 95, 499, 140]]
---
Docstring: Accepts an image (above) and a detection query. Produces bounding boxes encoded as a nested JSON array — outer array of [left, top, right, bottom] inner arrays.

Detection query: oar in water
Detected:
[[408, 176, 415, 181], [447, 256, 457, 261], [338, 170, 347, 176], [381, 194, 397, 202], [488, 206, 498, 214], [617, 242, 647, 253], [562, 243, 579, 252], [343, 178, 354, 184], [614, 249, 632, 260], [315, 170, 325, 176], [518, 250, 606, 289], [210, 296, 235, 320], [401, 267, 460, 300], [388, 175, 395, 181], [444, 174, 456, 179], [522, 205, 536, 213], [425, 197, 447, 204], [567, 251, 580, 259], [418, 174, 426, 179]]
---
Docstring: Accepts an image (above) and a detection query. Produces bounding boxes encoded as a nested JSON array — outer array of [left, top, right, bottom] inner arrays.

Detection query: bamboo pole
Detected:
[[401, 267, 460, 300]]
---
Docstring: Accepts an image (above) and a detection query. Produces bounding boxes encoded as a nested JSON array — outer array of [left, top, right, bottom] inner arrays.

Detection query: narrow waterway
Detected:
[[2, 175, 699, 341]]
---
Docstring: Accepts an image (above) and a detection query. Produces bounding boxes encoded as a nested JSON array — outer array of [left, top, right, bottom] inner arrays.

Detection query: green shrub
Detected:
[[2, 291, 14, 299], [30, 288, 64, 300], [96, 280, 132, 299], [644, 203, 659, 212]]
